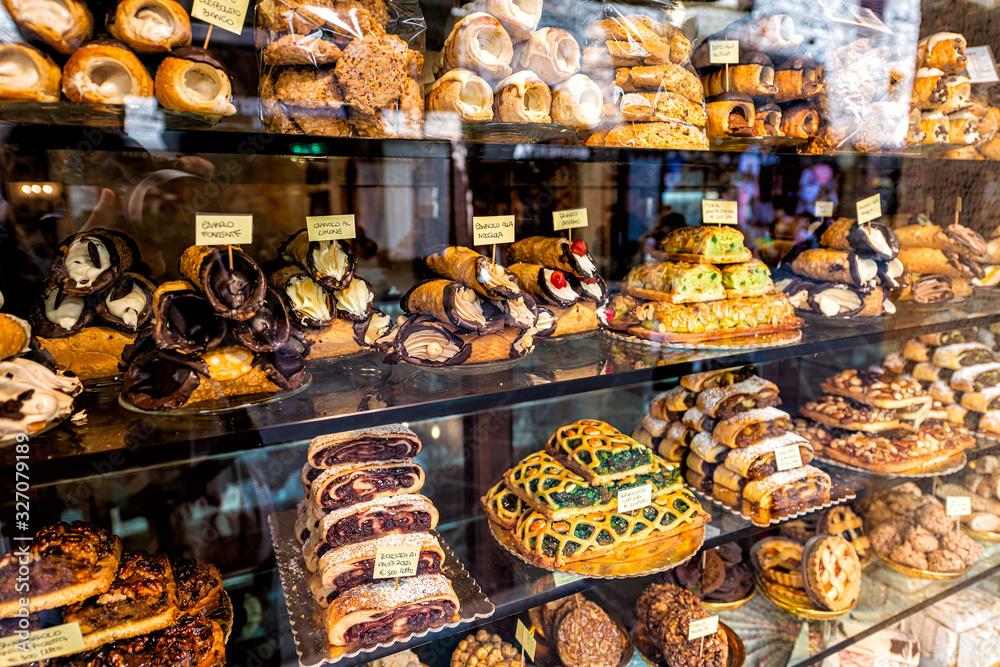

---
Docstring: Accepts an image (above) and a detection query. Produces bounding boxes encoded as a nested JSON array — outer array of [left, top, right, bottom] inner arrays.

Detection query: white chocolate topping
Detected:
[[106, 281, 146, 329], [334, 278, 372, 318], [65, 237, 110, 286], [44, 287, 84, 330], [815, 287, 861, 316], [313, 241, 349, 280], [287, 275, 332, 322]]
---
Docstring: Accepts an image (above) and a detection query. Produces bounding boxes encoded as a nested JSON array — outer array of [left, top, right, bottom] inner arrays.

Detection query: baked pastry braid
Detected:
[[545, 419, 655, 484], [690, 432, 728, 463]]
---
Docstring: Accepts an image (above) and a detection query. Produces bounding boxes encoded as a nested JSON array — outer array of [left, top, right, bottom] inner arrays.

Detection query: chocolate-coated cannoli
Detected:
[[122, 349, 208, 411], [492, 294, 538, 330], [401, 279, 499, 334], [332, 276, 374, 322], [424, 245, 522, 300], [533, 306, 558, 338], [818, 218, 899, 260], [897, 247, 984, 279], [352, 310, 393, 349], [152, 280, 227, 354], [53, 228, 137, 295], [808, 283, 885, 317], [788, 248, 879, 287], [506, 236, 598, 279], [270, 265, 336, 329], [179, 245, 267, 321], [780, 104, 818, 138], [570, 274, 608, 305], [754, 103, 782, 137], [260, 345, 307, 390], [95, 272, 157, 332], [773, 55, 822, 102], [231, 287, 292, 353], [29, 280, 94, 338], [280, 230, 357, 291], [507, 262, 580, 307], [702, 51, 777, 98], [391, 315, 473, 367]]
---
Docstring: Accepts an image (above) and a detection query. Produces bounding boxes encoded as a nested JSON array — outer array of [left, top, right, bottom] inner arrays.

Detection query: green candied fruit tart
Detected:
[[624, 261, 724, 304], [722, 259, 774, 298], [658, 226, 750, 264]]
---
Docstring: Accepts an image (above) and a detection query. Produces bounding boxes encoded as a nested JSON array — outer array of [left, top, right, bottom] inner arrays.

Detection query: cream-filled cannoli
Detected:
[[424, 245, 522, 299], [95, 272, 157, 332], [912, 67, 947, 109], [706, 92, 754, 138], [897, 247, 984, 280], [506, 262, 580, 307], [401, 279, 500, 334], [918, 32, 968, 74], [280, 230, 356, 291], [0, 44, 61, 102], [702, 51, 777, 98], [62, 40, 153, 103], [492, 294, 537, 330], [895, 223, 986, 257], [465, 0, 540, 43], [269, 265, 336, 329], [3, 0, 92, 54], [773, 55, 821, 102], [939, 74, 970, 114], [921, 110, 949, 143], [52, 228, 137, 295], [948, 109, 980, 144], [506, 236, 597, 278], [331, 276, 374, 321], [389, 315, 472, 366], [787, 248, 879, 287], [108, 0, 191, 52], [818, 217, 899, 260], [155, 47, 235, 117]]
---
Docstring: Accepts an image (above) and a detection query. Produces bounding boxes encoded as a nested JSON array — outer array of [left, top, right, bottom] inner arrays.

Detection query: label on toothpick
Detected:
[[617, 484, 652, 513], [553, 208, 589, 231], [966, 46, 1000, 83], [701, 200, 738, 225], [307, 215, 356, 241], [473, 215, 515, 245], [515, 620, 537, 661], [774, 444, 804, 471], [856, 194, 881, 224], [191, 0, 249, 34], [195, 214, 252, 245], [687, 615, 719, 640], [552, 571, 582, 587], [373, 546, 420, 579], [814, 201, 834, 217], [0, 623, 85, 666], [946, 496, 972, 516], [709, 41, 739, 64]]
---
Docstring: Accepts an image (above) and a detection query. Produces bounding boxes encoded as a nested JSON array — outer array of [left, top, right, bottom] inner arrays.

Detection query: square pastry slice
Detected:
[[658, 226, 752, 264], [307, 424, 422, 467], [171, 557, 224, 618], [318, 532, 444, 598], [623, 261, 723, 303], [800, 395, 900, 432], [721, 259, 774, 298], [820, 369, 931, 409], [545, 419, 654, 484], [50, 615, 225, 667]]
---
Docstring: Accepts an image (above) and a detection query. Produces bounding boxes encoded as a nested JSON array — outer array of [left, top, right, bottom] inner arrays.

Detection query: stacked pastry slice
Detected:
[[296, 425, 460, 648], [608, 226, 803, 343], [482, 419, 708, 569], [894, 222, 990, 301], [937, 458, 1000, 535], [775, 216, 901, 317], [0, 358, 82, 443], [384, 245, 536, 367]]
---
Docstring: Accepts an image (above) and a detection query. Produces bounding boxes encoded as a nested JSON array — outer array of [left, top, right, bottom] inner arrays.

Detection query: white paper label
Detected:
[[946, 496, 972, 516], [373, 546, 420, 579], [552, 571, 582, 587], [687, 615, 719, 640], [617, 484, 652, 513], [0, 623, 85, 666], [553, 208, 589, 231], [473, 215, 515, 245], [191, 0, 249, 34], [515, 620, 537, 660], [872, 656, 891, 667], [966, 46, 1000, 83], [993, 600, 1000, 617], [814, 201, 834, 217], [709, 41, 739, 64], [195, 214, 252, 245], [702, 200, 738, 225], [856, 194, 882, 224], [774, 445, 804, 471], [307, 215, 356, 241]]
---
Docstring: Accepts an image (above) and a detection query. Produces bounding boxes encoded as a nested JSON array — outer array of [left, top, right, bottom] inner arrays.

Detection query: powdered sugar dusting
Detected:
[[330, 574, 457, 617], [697, 376, 777, 415], [320, 494, 436, 532], [723, 432, 809, 475], [319, 533, 442, 571]]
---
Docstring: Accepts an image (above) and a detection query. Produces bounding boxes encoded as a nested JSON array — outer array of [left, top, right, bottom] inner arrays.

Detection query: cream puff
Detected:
[[550, 73, 602, 130], [155, 46, 235, 116], [108, 0, 192, 53], [63, 40, 153, 104], [0, 44, 61, 102], [2, 0, 93, 54]]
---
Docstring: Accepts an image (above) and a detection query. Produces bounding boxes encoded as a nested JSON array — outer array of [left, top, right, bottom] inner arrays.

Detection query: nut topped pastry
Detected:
[[553, 598, 622, 667], [635, 582, 728, 667], [820, 369, 931, 409]]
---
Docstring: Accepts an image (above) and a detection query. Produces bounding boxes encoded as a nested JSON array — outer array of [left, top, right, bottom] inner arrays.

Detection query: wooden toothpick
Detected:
[[203, 25, 213, 48], [956, 196, 962, 226], [725, 64, 730, 91], [228, 244, 234, 270]]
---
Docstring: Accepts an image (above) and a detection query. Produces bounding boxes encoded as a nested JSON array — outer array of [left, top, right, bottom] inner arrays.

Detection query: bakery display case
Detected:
[[3, 0, 1000, 665]]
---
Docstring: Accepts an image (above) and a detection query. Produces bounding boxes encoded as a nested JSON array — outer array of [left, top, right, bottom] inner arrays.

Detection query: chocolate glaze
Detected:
[[569, 274, 608, 304], [740, 51, 774, 67], [154, 287, 227, 354], [777, 55, 816, 72], [912, 275, 954, 303], [170, 46, 233, 80], [29, 281, 96, 338], [260, 345, 306, 390], [52, 228, 137, 296], [197, 247, 267, 321], [122, 349, 207, 411], [708, 92, 754, 104], [95, 273, 156, 332], [394, 315, 472, 367], [232, 287, 292, 353]]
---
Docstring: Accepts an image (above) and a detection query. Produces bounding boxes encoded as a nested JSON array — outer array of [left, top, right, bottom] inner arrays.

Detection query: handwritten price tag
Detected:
[[702, 200, 738, 225], [709, 41, 739, 64], [618, 484, 652, 513], [515, 620, 537, 661], [307, 215, 356, 241], [553, 208, 589, 231], [552, 571, 582, 587], [473, 215, 515, 245], [966, 46, 1000, 83], [814, 201, 834, 217], [856, 194, 882, 224], [195, 214, 252, 245], [946, 496, 972, 516], [0, 623, 85, 667], [373, 546, 420, 579], [774, 445, 804, 471], [191, 0, 249, 34], [687, 615, 719, 640]]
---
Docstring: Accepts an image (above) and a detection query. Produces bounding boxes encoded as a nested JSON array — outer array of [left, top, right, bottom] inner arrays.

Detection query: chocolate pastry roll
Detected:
[[903, 274, 955, 304], [312, 460, 425, 509], [896, 222, 987, 257], [179, 245, 266, 321], [493, 71, 551, 123], [713, 466, 745, 507], [270, 265, 336, 328], [301, 463, 323, 497], [512, 28, 579, 85], [435, 12, 513, 80], [818, 217, 899, 260], [918, 32, 968, 74], [390, 315, 472, 366], [4, 0, 92, 54], [680, 366, 755, 392], [318, 533, 444, 598], [401, 279, 498, 334], [30, 281, 94, 338], [689, 432, 727, 463], [95, 272, 157, 331], [948, 110, 980, 144], [754, 103, 782, 137], [507, 236, 598, 279], [773, 56, 821, 102], [319, 493, 439, 548], [231, 288, 291, 353], [424, 245, 522, 300], [53, 228, 137, 295], [702, 52, 777, 98], [742, 465, 830, 523], [308, 424, 421, 467], [331, 276, 373, 322], [260, 344, 307, 390], [706, 93, 754, 138], [280, 230, 356, 292], [683, 407, 718, 434], [0, 45, 61, 102], [780, 104, 818, 138], [913, 67, 947, 109], [696, 375, 780, 419], [492, 294, 537, 330], [152, 281, 226, 354], [939, 74, 971, 114], [427, 69, 494, 122], [551, 74, 602, 131], [713, 407, 791, 448], [122, 349, 207, 410], [788, 248, 880, 288], [921, 110, 949, 143], [570, 274, 607, 305], [933, 342, 996, 370], [898, 247, 984, 280], [155, 46, 235, 117], [507, 262, 581, 307], [685, 465, 714, 495], [325, 574, 458, 646], [108, 0, 191, 53], [62, 40, 153, 103]]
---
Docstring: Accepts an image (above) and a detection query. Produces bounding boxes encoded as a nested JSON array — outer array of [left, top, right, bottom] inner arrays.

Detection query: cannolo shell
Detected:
[[459, 326, 529, 363], [270, 265, 336, 328], [818, 218, 899, 259], [297, 319, 365, 359], [152, 280, 228, 353], [788, 249, 864, 286], [94, 272, 157, 331], [36, 326, 139, 380], [897, 248, 980, 279], [283, 230, 356, 291], [702, 63, 776, 98], [549, 302, 599, 337], [894, 224, 986, 257], [179, 245, 267, 321], [424, 245, 521, 300], [231, 287, 292, 353], [780, 106, 818, 138], [401, 280, 497, 334], [506, 236, 591, 277], [53, 228, 137, 295]]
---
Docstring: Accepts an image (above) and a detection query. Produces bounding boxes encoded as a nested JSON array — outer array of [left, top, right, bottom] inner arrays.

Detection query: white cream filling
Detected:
[[886, 258, 904, 278], [581, 280, 602, 300], [858, 258, 878, 283], [787, 289, 810, 309], [333, 279, 372, 317], [514, 332, 533, 353], [16, 0, 73, 34], [405, 330, 460, 362], [72, 60, 133, 102], [535, 309, 556, 331], [543, 269, 579, 301], [506, 297, 534, 326], [106, 283, 146, 329], [815, 288, 861, 316], [0, 379, 72, 438], [974, 266, 1000, 287], [364, 312, 391, 345], [475, 29, 504, 65], [135, 5, 174, 41], [0, 50, 39, 90], [455, 287, 486, 325], [44, 288, 84, 330], [184, 68, 218, 101], [884, 299, 896, 314], [287, 276, 331, 322], [861, 227, 892, 257], [65, 237, 110, 286], [574, 252, 596, 276], [8, 358, 81, 395], [479, 262, 519, 292], [313, 241, 348, 280]]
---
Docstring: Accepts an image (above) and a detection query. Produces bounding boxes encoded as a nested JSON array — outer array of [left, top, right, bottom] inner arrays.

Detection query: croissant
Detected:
[[2, 0, 92, 54], [511, 27, 579, 85], [63, 40, 153, 103], [155, 47, 235, 116], [435, 12, 513, 81], [550, 73, 602, 130], [108, 0, 191, 53], [0, 44, 60, 102], [493, 70, 550, 123], [465, 0, 540, 43], [426, 68, 493, 122]]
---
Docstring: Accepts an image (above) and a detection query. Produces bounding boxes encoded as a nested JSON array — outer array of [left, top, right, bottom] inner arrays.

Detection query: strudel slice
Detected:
[[723, 432, 814, 480], [311, 460, 425, 510], [325, 574, 459, 646], [545, 419, 654, 484], [696, 376, 780, 419], [800, 395, 900, 432], [961, 387, 1000, 412], [712, 407, 791, 448], [950, 362, 1000, 392], [307, 424, 422, 467], [319, 533, 444, 597], [318, 494, 440, 549], [742, 465, 831, 523], [679, 365, 755, 391], [51, 615, 225, 667]]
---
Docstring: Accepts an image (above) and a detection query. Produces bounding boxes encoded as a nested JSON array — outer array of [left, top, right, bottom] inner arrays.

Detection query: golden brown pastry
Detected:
[[426, 68, 493, 122], [780, 104, 818, 138], [918, 32, 967, 74], [754, 103, 782, 137], [511, 27, 579, 85], [258, 0, 383, 43], [939, 74, 970, 114], [0, 44, 60, 102], [912, 67, 947, 109], [493, 70, 550, 123], [551, 73, 602, 130], [435, 12, 513, 80], [465, 0, 540, 43], [702, 51, 777, 98], [155, 47, 235, 116], [773, 55, 821, 102], [108, 0, 191, 53], [921, 110, 949, 143], [604, 120, 708, 149], [2, 0, 92, 54], [948, 110, 980, 144], [706, 92, 754, 138], [262, 33, 342, 66], [616, 89, 706, 125], [62, 40, 153, 103], [614, 64, 703, 104]]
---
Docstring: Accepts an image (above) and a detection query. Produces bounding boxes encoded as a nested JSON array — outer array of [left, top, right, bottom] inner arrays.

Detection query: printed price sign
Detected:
[[473, 215, 515, 245], [195, 214, 252, 245], [814, 201, 834, 217], [515, 620, 537, 661], [687, 615, 719, 641], [553, 208, 589, 231], [702, 199, 738, 225], [856, 194, 882, 224], [373, 546, 420, 579], [0, 623, 85, 666], [966, 46, 1000, 83], [709, 41, 739, 64], [191, 0, 249, 34], [774, 445, 804, 471], [307, 215, 356, 241], [552, 571, 582, 587], [617, 484, 652, 513], [946, 496, 972, 516]]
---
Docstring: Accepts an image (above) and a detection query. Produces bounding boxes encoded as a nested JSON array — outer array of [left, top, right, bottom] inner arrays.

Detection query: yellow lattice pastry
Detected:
[[512, 487, 709, 568], [481, 480, 527, 530], [545, 419, 655, 485]]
